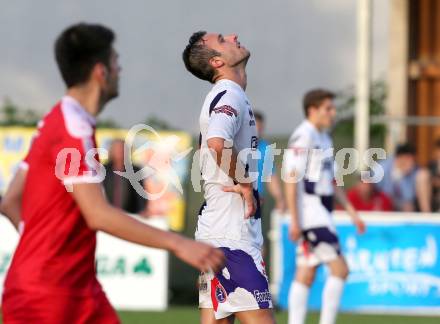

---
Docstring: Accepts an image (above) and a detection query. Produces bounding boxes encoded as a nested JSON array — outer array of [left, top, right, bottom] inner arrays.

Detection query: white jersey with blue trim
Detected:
[[283, 120, 336, 231], [196, 79, 263, 251]]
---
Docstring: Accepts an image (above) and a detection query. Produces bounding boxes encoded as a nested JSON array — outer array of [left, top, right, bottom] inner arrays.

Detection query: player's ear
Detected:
[[209, 56, 224, 69], [92, 63, 108, 83]]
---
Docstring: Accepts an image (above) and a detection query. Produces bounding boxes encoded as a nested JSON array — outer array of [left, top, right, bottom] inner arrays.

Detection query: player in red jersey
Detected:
[[0, 23, 224, 324]]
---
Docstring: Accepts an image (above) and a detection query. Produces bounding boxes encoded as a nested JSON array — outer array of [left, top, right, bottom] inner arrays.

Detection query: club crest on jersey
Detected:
[[215, 283, 227, 303], [213, 105, 238, 117]]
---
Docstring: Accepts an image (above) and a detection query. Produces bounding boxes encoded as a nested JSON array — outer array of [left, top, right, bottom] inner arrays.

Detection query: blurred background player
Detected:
[[183, 31, 275, 324], [103, 138, 146, 213], [0, 23, 224, 324], [283, 89, 365, 324], [254, 111, 285, 211], [375, 143, 431, 212]]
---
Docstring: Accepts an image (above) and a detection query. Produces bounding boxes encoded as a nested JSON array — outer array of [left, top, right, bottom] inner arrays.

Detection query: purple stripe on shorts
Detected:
[[215, 247, 271, 309]]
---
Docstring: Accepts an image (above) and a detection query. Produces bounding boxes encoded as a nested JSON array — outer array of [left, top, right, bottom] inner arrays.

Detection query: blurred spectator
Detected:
[[103, 139, 146, 213], [375, 143, 431, 212], [347, 175, 393, 211], [428, 138, 440, 212], [254, 111, 285, 211]]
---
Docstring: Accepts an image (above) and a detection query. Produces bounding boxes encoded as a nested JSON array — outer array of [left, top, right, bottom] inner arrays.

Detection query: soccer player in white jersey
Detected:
[[283, 89, 366, 324], [182, 31, 275, 324]]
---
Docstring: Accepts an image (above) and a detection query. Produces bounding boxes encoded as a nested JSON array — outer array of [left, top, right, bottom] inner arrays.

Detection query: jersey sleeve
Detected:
[[52, 116, 100, 186], [206, 92, 242, 143], [282, 130, 313, 175]]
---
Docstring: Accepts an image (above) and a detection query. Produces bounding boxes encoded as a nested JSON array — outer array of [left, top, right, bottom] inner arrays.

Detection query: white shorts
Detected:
[[296, 226, 341, 267], [198, 247, 273, 319]]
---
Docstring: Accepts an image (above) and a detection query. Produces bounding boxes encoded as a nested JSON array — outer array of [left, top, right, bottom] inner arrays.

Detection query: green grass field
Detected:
[[1, 307, 438, 323], [117, 308, 439, 324], [118, 308, 439, 323]]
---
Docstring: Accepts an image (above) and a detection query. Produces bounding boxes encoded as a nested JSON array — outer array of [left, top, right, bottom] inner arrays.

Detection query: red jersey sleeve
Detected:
[[52, 108, 101, 186]]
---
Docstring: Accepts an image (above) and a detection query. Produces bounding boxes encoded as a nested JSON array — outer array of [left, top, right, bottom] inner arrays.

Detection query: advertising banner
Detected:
[[0, 127, 192, 231], [272, 212, 440, 314], [0, 216, 169, 310]]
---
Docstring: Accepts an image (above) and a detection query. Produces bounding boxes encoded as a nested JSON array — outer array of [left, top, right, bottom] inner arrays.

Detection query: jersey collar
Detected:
[[214, 79, 245, 93], [62, 95, 97, 126]]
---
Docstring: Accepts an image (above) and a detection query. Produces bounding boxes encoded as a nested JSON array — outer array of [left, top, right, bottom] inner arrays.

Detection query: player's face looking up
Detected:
[[182, 31, 250, 83], [203, 33, 250, 68]]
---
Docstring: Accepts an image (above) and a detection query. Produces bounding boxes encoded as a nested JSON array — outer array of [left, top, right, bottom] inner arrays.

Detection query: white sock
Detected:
[[319, 276, 345, 324], [288, 281, 310, 324]]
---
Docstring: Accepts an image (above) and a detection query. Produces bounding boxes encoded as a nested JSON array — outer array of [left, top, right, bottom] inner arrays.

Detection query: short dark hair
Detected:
[[253, 110, 265, 122], [303, 89, 335, 116], [395, 143, 415, 156], [55, 23, 115, 87], [182, 31, 220, 83]]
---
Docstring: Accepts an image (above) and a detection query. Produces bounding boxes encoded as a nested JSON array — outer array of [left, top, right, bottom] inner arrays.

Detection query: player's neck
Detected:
[[306, 118, 323, 131], [215, 68, 247, 91], [66, 85, 105, 117]]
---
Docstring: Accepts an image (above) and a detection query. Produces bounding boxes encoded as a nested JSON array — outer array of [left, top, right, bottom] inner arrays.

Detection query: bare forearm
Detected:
[[0, 203, 21, 231], [268, 174, 284, 201], [207, 138, 246, 183], [93, 204, 182, 252], [285, 181, 298, 223], [334, 185, 361, 224], [0, 168, 26, 232], [334, 185, 350, 209], [70, 182, 225, 272], [334, 184, 366, 234], [72, 183, 182, 252]]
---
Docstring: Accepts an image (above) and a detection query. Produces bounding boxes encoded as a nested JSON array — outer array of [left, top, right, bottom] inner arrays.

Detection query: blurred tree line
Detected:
[[0, 98, 118, 128], [0, 98, 180, 130], [333, 79, 387, 149], [0, 99, 41, 127]]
